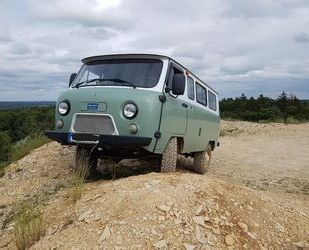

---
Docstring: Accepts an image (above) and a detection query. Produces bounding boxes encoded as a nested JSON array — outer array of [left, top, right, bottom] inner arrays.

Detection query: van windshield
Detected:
[[72, 59, 163, 88]]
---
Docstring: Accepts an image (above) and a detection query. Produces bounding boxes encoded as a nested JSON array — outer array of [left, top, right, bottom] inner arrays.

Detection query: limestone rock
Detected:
[[183, 243, 196, 250], [225, 235, 235, 246], [98, 225, 111, 244], [157, 204, 171, 213], [153, 240, 167, 249]]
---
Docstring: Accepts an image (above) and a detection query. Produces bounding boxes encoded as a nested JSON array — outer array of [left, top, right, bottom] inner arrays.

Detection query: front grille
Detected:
[[72, 114, 116, 135]]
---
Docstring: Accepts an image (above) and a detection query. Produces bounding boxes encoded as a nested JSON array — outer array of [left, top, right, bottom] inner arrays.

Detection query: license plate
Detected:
[[87, 103, 98, 110]]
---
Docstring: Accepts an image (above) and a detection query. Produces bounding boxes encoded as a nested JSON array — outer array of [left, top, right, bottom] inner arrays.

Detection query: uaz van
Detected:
[[46, 54, 220, 176]]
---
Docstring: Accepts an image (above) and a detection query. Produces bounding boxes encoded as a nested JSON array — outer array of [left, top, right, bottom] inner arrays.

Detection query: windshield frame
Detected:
[[71, 58, 164, 89]]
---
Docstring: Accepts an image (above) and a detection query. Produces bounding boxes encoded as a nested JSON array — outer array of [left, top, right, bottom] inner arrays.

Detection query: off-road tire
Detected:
[[193, 143, 212, 174], [75, 145, 98, 178], [161, 137, 177, 173]]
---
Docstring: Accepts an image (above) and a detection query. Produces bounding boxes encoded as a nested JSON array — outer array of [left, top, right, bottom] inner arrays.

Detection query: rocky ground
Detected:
[[0, 121, 308, 249]]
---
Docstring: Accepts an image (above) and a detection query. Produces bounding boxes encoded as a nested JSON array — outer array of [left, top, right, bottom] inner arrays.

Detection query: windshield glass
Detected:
[[71, 59, 163, 88]]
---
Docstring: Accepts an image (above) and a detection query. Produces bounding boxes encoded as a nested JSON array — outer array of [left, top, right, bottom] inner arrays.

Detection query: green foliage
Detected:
[[0, 106, 54, 171], [0, 131, 11, 162], [0, 107, 54, 142], [220, 92, 309, 123]]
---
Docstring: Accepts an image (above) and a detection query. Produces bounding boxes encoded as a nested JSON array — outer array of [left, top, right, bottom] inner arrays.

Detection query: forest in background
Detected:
[[220, 91, 309, 123], [1, 91, 309, 171]]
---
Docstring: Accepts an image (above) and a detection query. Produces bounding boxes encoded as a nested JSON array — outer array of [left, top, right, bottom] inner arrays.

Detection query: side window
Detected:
[[208, 91, 217, 111], [187, 76, 195, 100], [196, 83, 207, 106]]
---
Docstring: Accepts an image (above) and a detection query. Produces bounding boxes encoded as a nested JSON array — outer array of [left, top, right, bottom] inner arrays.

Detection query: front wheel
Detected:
[[75, 145, 98, 178], [160, 137, 177, 173], [193, 143, 212, 174]]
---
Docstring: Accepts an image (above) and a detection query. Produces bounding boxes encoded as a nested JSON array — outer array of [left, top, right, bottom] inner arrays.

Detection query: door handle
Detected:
[[182, 103, 188, 108]]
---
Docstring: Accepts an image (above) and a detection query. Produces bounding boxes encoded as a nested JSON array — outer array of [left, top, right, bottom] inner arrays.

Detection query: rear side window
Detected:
[[196, 83, 207, 106], [208, 91, 217, 111], [187, 76, 194, 100]]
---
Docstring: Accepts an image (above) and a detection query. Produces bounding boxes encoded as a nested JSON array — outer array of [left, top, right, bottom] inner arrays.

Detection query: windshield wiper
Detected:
[[100, 78, 136, 89], [74, 78, 136, 89], [74, 78, 105, 88]]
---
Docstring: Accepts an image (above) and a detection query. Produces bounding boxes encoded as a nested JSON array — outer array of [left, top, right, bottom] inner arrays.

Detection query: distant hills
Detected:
[[0, 101, 55, 110]]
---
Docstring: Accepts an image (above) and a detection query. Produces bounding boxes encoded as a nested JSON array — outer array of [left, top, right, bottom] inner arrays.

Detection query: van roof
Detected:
[[82, 53, 218, 95]]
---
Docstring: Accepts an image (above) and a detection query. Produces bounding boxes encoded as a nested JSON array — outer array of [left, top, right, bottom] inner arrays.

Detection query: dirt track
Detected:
[[0, 121, 308, 249]]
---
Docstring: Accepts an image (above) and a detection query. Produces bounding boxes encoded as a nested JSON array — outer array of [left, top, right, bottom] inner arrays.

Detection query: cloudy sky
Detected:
[[0, 0, 309, 101]]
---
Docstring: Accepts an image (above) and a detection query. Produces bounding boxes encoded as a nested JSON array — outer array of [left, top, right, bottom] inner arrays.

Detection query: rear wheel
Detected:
[[161, 137, 177, 173], [193, 143, 212, 174], [75, 145, 98, 178]]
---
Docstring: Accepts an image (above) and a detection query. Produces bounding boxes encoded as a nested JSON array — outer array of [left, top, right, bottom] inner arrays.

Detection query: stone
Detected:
[[204, 216, 210, 222], [78, 210, 93, 222], [193, 205, 203, 216], [85, 194, 101, 202], [225, 235, 235, 246], [157, 204, 171, 213], [275, 222, 285, 233], [153, 240, 167, 249], [115, 235, 123, 245], [174, 219, 182, 225], [247, 205, 253, 211], [158, 215, 165, 221], [193, 216, 205, 226], [247, 232, 256, 239], [238, 222, 248, 232], [98, 225, 111, 244], [183, 243, 196, 250], [166, 201, 173, 207], [195, 225, 209, 245], [91, 213, 101, 221]]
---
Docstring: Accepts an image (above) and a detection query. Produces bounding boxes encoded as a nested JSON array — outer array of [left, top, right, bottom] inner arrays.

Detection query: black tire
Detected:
[[161, 137, 177, 173], [75, 144, 98, 178], [193, 143, 212, 174]]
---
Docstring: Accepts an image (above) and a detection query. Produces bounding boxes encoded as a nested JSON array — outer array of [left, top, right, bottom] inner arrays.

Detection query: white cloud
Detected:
[[0, 0, 309, 100]]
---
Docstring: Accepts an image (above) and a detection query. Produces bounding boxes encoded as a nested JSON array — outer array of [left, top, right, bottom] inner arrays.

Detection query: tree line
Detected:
[[220, 92, 309, 123]]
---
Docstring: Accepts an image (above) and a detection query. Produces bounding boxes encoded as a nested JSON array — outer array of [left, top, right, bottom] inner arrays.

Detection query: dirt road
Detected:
[[0, 121, 308, 249]]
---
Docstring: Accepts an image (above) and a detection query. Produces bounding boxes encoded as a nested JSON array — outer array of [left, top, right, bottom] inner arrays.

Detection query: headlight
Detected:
[[58, 101, 70, 116], [123, 103, 138, 119]]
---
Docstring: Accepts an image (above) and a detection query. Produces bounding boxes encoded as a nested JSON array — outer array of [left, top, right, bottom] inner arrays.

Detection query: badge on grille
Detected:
[[87, 103, 98, 110]]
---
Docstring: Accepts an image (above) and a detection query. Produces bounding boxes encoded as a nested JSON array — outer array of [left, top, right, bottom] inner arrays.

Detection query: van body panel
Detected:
[[54, 87, 162, 152]]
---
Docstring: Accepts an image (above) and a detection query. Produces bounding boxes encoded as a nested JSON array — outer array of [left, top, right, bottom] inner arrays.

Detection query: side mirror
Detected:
[[69, 73, 77, 87], [172, 73, 185, 95]]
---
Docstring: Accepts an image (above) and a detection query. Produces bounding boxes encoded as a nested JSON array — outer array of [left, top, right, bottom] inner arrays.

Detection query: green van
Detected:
[[46, 54, 220, 176]]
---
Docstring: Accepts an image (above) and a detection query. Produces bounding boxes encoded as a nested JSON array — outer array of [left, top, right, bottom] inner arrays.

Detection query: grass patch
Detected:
[[68, 151, 89, 202], [0, 135, 50, 176], [14, 202, 45, 250], [10, 135, 50, 163]]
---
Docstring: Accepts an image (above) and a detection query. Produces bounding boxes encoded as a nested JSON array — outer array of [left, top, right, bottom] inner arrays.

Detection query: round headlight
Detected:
[[58, 101, 70, 116], [123, 103, 138, 119]]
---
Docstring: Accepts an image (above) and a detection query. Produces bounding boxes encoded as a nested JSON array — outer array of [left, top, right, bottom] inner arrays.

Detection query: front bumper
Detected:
[[45, 131, 152, 147]]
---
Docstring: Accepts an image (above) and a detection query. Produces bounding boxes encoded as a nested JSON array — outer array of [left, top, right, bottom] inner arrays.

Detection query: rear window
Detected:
[[187, 76, 194, 100], [208, 91, 217, 111], [196, 83, 207, 106]]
